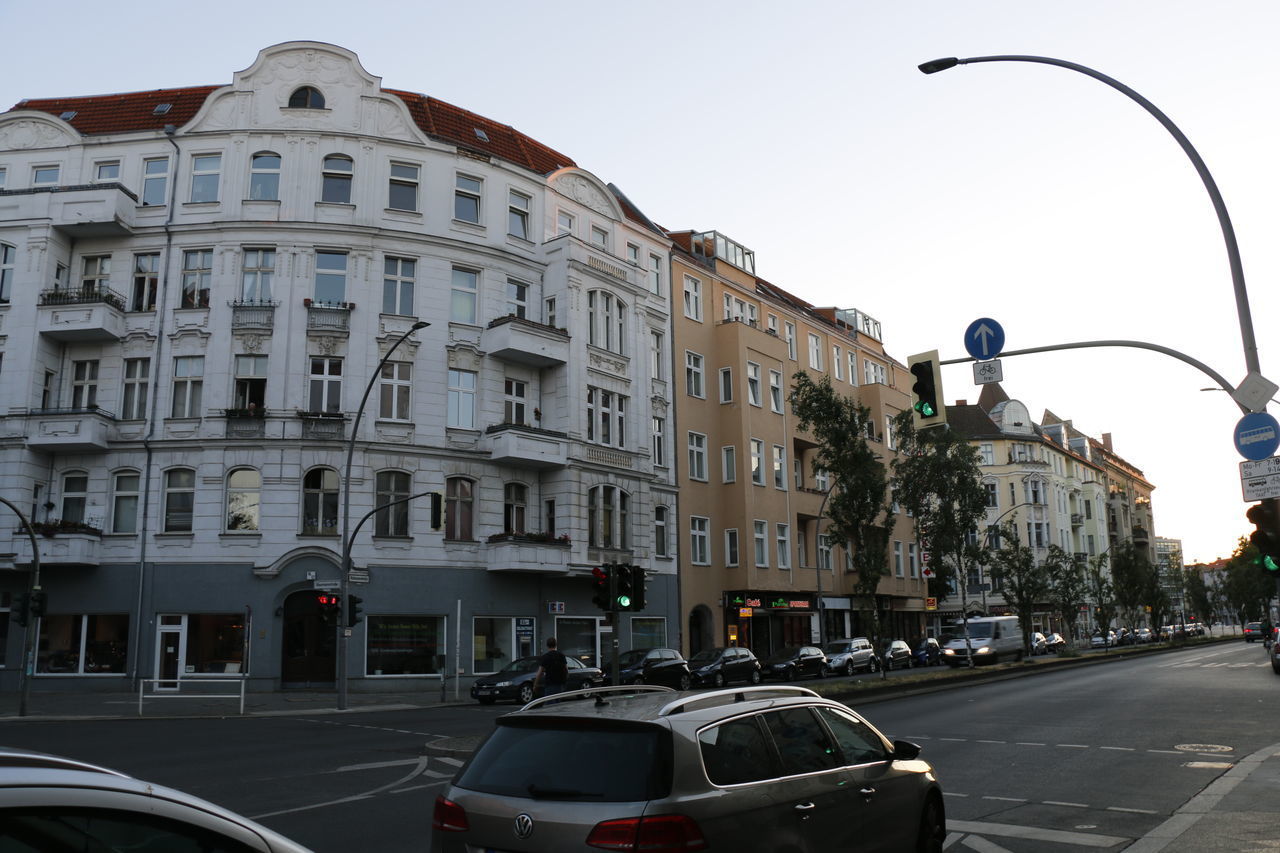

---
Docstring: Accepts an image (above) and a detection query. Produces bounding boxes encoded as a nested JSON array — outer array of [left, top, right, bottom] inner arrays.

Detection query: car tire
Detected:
[[678, 673, 692, 690], [916, 794, 945, 853], [519, 684, 535, 704], [785, 666, 797, 681], [713, 672, 726, 688], [749, 669, 761, 684], [869, 657, 880, 673], [845, 661, 856, 677], [884, 658, 893, 672], [635, 675, 645, 685]]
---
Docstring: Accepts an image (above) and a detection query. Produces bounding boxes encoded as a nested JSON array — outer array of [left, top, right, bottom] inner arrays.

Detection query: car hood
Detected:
[[473, 670, 535, 687]]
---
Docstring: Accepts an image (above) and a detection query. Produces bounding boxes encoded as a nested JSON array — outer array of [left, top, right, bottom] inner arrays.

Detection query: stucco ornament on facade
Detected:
[[552, 174, 616, 219], [0, 117, 76, 150]]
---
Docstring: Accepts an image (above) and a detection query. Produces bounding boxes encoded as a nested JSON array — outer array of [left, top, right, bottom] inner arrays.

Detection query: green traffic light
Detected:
[[617, 595, 631, 608], [1261, 555, 1280, 574], [914, 401, 936, 417]]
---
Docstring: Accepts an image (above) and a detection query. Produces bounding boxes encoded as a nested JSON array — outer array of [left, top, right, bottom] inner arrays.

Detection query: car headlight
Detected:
[[976, 646, 991, 655], [943, 648, 955, 655]]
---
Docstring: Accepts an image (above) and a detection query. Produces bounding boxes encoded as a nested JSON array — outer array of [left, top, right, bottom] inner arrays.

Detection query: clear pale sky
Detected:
[[5, 0, 1276, 564]]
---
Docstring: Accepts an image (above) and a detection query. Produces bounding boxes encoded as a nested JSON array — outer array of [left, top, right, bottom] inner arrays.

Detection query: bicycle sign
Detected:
[[972, 359, 1003, 385]]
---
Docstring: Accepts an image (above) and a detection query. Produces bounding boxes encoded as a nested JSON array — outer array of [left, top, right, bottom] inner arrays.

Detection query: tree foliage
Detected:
[[1085, 554, 1116, 639], [987, 521, 1050, 656], [1223, 536, 1275, 621], [1183, 565, 1212, 625], [1109, 542, 1150, 629], [1044, 545, 1087, 643]]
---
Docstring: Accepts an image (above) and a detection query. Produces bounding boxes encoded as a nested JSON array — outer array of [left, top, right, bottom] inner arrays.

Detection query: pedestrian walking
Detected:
[[532, 637, 568, 700]]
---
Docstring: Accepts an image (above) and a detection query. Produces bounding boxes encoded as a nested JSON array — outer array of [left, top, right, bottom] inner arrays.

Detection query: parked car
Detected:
[[0, 748, 312, 852], [1043, 632, 1068, 652], [879, 639, 915, 671], [1090, 630, 1117, 648], [1030, 632, 1048, 655], [687, 646, 762, 687], [609, 647, 692, 689], [1134, 627, 1154, 644], [470, 655, 605, 704], [913, 637, 943, 666], [432, 684, 946, 852], [823, 637, 881, 675], [1244, 622, 1263, 642], [1271, 634, 1280, 674], [760, 645, 827, 680]]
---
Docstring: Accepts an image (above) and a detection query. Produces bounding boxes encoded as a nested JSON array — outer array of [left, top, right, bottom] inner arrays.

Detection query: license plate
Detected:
[[476, 688, 492, 695]]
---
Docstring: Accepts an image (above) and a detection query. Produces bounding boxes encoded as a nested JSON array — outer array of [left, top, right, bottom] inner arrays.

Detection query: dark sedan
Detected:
[[879, 639, 914, 671], [688, 646, 761, 687], [470, 655, 604, 704], [610, 647, 692, 689], [761, 645, 827, 680]]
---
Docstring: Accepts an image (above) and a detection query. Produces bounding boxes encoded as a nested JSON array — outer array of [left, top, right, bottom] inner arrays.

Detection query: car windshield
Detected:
[[456, 721, 667, 802], [616, 650, 649, 667], [765, 647, 801, 663], [497, 657, 540, 675], [958, 621, 996, 640], [689, 648, 724, 666], [824, 641, 852, 654]]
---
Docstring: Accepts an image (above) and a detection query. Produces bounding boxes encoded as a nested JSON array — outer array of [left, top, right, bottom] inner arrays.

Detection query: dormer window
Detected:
[[288, 86, 325, 109]]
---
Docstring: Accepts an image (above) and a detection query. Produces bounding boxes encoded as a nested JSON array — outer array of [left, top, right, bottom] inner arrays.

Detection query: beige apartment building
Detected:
[[667, 230, 925, 658]]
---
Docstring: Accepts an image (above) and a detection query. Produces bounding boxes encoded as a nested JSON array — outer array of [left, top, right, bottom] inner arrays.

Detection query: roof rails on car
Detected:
[[519, 683, 675, 711], [658, 685, 820, 717]]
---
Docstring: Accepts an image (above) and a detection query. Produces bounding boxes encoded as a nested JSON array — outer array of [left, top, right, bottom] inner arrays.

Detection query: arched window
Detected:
[[0, 242, 14, 303], [225, 468, 260, 531], [587, 290, 625, 355], [321, 154, 352, 204], [110, 470, 141, 534], [375, 470, 411, 537], [588, 485, 629, 549], [302, 467, 339, 535], [445, 477, 474, 541], [164, 468, 195, 532], [248, 151, 281, 201], [503, 483, 527, 534], [288, 86, 325, 109]]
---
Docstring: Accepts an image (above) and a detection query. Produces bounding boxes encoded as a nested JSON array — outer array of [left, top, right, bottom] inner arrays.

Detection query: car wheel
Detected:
[[518, 684, 535, 704], [869, 657, 880, 673], [749, 669, 761, 684], [635, 674, 645, 685], [713, 672, 726, 688], [845, 661, 856, 677], [885, 657, 893, 672], [916, 794, 945, 853], [678, 673, 692, 690], [785, 666, 797, 681]]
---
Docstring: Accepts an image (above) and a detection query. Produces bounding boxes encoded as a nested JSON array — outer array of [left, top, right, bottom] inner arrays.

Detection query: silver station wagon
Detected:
[[432, 685, 945, 852]]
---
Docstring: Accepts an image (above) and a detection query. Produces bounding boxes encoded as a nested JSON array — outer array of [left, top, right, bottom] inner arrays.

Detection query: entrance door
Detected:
[[155, 623, 184, 691], [281, 591, 336, 687]]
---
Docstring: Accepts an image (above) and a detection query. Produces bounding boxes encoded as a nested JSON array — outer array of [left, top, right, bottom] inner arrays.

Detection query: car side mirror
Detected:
[[892, 740, 922, 761]]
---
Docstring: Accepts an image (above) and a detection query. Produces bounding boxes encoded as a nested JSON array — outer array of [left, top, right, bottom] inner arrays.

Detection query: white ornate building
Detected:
[[0, 42, 675, 691]]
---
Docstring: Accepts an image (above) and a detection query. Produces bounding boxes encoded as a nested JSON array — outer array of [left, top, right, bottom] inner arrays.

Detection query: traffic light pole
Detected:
[[608, 566, 620, 686], [0, 496, 41, 717], [940, 338, 1250, 415]]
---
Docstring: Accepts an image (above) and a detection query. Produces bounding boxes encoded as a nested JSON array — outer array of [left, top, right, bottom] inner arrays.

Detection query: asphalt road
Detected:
[[0, 639, 1271, 851]]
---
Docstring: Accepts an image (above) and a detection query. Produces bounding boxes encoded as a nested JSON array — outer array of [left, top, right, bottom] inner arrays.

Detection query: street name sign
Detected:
[[973, 359, 1003, 385], [1233, 412, 1280, 461], [1241, 456, 1280, 501], [313, 579, 340, 591], [964, 317, 1005, 361]]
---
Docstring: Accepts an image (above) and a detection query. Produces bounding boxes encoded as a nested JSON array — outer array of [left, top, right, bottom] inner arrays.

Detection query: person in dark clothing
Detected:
[[532, 637, 568, 699]]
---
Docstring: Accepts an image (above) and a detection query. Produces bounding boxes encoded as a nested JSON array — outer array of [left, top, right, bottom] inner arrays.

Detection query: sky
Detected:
[[5, 0, 1276, 564]]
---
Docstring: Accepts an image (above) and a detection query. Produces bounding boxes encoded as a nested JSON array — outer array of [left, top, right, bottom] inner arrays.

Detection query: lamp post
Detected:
[[919, 54, 1262, 382], [338, 320, 429, 710], [814, 482, 835, 649], [0, 496, 40, 717]]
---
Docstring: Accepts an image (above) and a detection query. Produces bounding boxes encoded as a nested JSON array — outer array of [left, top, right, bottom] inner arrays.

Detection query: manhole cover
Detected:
[[1175, 743, 1232, 753]]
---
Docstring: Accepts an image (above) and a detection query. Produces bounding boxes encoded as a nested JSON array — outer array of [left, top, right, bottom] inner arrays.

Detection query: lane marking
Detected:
[[332, 758, 422, 773], [982, 795, 1026, 803], [1100, 746, 1135, 752], [1108, 806, 1159, 814], [1014, 742, 1045, 746], [961, 835, 1015, 852], [976, 739, 1006, 744], [947, 819, 1127, 848], [250, 756, 433, 819], [1044, 801, 1088, 808], [1056, 744, 1089, 748]]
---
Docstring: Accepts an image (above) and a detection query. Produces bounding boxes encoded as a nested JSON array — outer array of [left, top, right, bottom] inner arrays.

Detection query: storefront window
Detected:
[[555, 616, 600, 667], [367, 615, 444, 676], [185, 614, 247, 674], [37, 614, 129, 674], [630, 617, 666, 649], [473, 617, 517, 674]]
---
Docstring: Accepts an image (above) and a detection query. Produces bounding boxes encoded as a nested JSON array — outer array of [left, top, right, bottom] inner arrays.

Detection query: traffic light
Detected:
[[907, 350, 947, 430], [614, 564, 634, 611], [347, 594, 364, 628], [29, 591, 46, 619], [316, 593, 342, 623], [630, 566, 647, 611], [591, 565, 611, 611], [1247, 499, 1280, 574], [11, 592, 30, 627], [430, 492, 443, 530]]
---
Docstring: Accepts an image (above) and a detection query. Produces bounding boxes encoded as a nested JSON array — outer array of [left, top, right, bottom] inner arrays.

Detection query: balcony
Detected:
[[11, 528, 101, 567], [297, 411, 346, 441], [481, 315, 569, 367], [26, 407, 115, 452], [224, 408, 267, 439], [484, 534, 572, 574], [305, 300, 352, 337], [1131, 526, 1150, 545], [42, 183, 137, 237], [230, 300, 277, 332], [481, 423, 568, 469], [1070, 513, 1084, 527], [36, 287, 127, 341]]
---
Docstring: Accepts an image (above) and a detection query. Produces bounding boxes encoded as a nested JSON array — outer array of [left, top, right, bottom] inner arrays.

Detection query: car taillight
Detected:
[[432, 795, 469, 832], [586, 814, 709, 852]]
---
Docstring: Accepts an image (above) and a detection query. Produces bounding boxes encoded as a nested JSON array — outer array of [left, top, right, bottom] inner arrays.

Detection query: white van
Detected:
[[941, 616, 1023, 666]]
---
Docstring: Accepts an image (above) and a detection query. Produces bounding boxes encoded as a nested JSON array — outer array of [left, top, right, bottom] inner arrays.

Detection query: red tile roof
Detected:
[[8, 85, 576, 176]]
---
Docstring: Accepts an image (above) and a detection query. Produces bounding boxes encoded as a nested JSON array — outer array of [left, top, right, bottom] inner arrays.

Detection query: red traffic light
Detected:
[[316, 593, 341, 607]]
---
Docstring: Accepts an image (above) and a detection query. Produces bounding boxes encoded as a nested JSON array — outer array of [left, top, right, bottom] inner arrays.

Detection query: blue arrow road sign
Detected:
[[1234, 412, 1280, 461], [964, 318, 1005, 361]]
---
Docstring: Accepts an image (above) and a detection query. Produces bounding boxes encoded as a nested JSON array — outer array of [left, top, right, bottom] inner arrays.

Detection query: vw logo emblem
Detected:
[[514, 813, 534, 839]]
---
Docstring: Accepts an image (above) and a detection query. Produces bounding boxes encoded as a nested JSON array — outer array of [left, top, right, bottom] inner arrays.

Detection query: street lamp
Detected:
[[337, 320, 429, 710], [919, 54, 1262, 381]]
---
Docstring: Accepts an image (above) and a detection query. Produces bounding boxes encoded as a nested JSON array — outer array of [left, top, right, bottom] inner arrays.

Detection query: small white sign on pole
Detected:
[[1241, 457, 1280, 501], [973, 359, 1003, 385]]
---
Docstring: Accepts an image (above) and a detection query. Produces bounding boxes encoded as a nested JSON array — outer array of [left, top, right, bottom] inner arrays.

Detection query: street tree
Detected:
[[890, 410, 987, 653], [790, 372, 892, 659], [1085, 554, 1116, 643], [1183, 566, 1212, 626], [1044, 545, 1087, 647], [1110, 542, 1151, 630], [1224, 536, 1275, 621], [987, 521, 1050, 657]]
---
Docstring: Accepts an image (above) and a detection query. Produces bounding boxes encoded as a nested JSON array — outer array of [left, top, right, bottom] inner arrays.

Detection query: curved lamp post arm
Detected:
[[920, 55, 1260, 378]]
